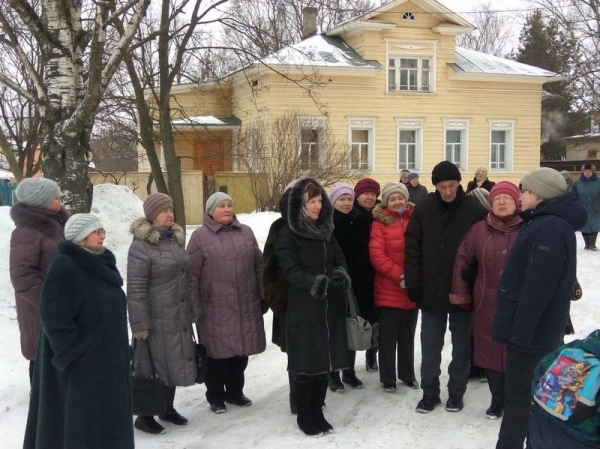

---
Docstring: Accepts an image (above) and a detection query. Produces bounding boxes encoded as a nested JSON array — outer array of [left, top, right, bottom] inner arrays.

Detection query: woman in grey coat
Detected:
[[127, 193, 199, 435], [187, 192, 266, 414]]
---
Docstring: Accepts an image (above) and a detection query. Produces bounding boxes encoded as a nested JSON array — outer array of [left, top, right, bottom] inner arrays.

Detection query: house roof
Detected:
[[259, 34, 381, 70], [563, 133, 600, 141], [327, 0, 474, 36], [451, 47, 559, 79], [170, 115, 241, 130]]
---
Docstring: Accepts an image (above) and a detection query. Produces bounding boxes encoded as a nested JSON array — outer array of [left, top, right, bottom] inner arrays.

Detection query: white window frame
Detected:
[[443, 119, 470, 171], [298, 116, 327, 171], [488, 120, 515, 171], [395, 118, 425, 171], [385, 39, 436, 94], [249, 127, 260, 171], [347, 116, 377, 171]]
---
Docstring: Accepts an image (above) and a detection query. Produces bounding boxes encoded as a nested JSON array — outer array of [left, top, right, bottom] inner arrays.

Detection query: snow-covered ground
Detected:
[[0, 184, 598, 448]]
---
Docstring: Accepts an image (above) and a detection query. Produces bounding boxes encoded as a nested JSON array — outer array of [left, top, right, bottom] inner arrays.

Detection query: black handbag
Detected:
[[193, 323, 208, 384], [132, 339, 167, 416]]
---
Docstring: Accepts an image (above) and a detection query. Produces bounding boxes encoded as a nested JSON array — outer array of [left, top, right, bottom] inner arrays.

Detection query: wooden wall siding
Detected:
[[566, 141, 600, 161], [169, 86, 232, 118]]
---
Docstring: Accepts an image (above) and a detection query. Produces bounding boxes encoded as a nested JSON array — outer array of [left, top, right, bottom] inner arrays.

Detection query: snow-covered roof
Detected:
[[169, 115, 241, 129], [0, 170, 14, 180], [563, 133, 600, 141], [451, 47, 559, 78], [259, 35, 380, 70]]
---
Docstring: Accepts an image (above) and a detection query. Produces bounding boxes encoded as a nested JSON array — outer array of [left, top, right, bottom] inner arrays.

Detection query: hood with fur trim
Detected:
[[130, 217, 185, 245], [372, 203, 413, 226], [285, 178, 334, 241]]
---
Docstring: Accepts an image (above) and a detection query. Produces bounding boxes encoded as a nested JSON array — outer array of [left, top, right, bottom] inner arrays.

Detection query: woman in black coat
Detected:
[[24, 214, 133, 449], [275, 178, 350, 437]]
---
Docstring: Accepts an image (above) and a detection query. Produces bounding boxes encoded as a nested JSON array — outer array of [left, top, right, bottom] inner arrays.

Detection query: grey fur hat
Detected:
[[15, 178, 61, 209], [64, 213, 103, 244], [521, 167, 566, 200]]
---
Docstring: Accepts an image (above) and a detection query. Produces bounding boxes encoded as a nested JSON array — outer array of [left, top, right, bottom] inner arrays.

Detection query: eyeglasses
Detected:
[[492, 195, 515, 203], [93, 229, 106, 235]]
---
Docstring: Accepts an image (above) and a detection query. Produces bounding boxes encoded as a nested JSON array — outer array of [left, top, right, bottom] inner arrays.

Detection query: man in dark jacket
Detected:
[[493, 167, 587, 449], [404, 161, 488, 414]]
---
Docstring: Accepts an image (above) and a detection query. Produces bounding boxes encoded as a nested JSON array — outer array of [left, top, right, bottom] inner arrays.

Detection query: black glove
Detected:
[[327, 278, 345, 299], [408, 287, 423, 304], [460, 261, 478, 286], [260, 300, 269, 315]]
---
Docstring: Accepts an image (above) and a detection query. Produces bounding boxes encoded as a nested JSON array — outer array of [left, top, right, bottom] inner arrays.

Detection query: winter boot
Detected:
[[328, 371, 345, 393], [134, 416, 166, 435], [289, 372, 298, 415], [583, 234, 591, 250], [366, 347, 378, 372], [312, 378, 333, 435], [590, 233, 598, 251], [295, 378, 321, 436], [342, 351, 364, 389], [159, 386, 188, 425], [486, 394, 504, 420]]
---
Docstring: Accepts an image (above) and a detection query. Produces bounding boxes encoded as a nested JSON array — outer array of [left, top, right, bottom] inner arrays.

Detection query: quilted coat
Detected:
[[275, 178, 349, 375], [127, 219, 198, 387], [187, 214, 266, 360], [24, 242, 133, 449], [450, 211, 523, 372], [369, 204, 415, 310], [9, 203, 69, 360]]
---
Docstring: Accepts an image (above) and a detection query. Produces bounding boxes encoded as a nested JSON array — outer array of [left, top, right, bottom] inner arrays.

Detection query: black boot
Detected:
[[591, 233, 598, 251], [486, 394, 504, 419], [134, 416, 166, 435], [312, 378, 333, 435], [342, 350, 363, 388], [288, 371, 298, 415], [159, 386, 189, 425], [486, 370, 504, 420], [366, 347, 378, 372], [328, 371, 345, 392], [583, 234, 591, 250], [295, 378, 320, 436]]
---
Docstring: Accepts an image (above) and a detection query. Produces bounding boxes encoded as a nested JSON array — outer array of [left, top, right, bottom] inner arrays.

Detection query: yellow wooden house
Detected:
[[141, 0, 560, 213]]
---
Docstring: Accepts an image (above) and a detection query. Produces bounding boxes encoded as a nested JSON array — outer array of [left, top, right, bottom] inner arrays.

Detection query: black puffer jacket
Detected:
[[275, 178, 349, 375], [404, 188, 488, 313]]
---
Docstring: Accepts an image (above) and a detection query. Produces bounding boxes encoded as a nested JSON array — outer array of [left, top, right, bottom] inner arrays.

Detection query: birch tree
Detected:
[[0, 0, 150, 211]]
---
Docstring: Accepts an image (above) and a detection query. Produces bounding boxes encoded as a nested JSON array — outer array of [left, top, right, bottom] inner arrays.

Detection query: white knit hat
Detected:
[[206, 192, 233, 216], [64, 214, 103, 244], [381, 182, 409, 205]]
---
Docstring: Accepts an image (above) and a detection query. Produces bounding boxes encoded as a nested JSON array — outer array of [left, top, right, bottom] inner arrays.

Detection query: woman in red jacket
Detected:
[[369, 182, 418, 392]]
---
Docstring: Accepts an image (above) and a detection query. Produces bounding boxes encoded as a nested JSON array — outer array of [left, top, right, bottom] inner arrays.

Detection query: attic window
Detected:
[[251, 80, 259, 87], [402, 11, 415, 21]]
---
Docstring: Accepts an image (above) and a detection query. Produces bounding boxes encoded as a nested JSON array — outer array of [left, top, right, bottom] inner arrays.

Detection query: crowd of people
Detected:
[[8, 162, 600, 448]]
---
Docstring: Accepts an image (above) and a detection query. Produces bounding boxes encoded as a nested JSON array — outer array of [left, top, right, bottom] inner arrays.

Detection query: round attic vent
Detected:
[[402, 11, 416, 20]]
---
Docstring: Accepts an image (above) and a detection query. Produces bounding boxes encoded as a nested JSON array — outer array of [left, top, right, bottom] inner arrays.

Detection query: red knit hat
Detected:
[[354, 178, 381, 198], [488, 181, 520, 207]]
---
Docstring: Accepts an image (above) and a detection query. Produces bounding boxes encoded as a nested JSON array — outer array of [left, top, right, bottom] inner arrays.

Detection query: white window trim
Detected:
[[249, 127, 260, 171], [347, 116, 377, 171], [395, 117, 425, 171], [442, 118, 470, 171], [488, 119, 516, 172], [298, 116, 327, 169], [385, 39, 437, 94]]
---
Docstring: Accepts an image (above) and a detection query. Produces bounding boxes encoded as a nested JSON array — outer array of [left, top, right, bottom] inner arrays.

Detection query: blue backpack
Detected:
[[533, 346, 600, 422]]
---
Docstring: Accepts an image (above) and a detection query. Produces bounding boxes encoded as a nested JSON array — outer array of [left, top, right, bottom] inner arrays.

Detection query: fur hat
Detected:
[[582, 163, 596, 172], [64, 213, 103, 244], [354, 178, 381, 198], [15, 178, 61, 209], [329, 182, 355, 204], [431, 161, 462, 185], [475, 167, 488, 177], [521, 167, 566, 200], [467, 188, 491, 211], [143, 193, 173, 222], [381, 182, 409, 205], [407, 172, 419, 181], [489, 181, 520, 207], [206, 192, 233, 216]]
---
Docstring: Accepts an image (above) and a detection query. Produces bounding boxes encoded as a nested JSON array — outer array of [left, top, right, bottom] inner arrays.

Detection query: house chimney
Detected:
[[302, 7, 318, 40]]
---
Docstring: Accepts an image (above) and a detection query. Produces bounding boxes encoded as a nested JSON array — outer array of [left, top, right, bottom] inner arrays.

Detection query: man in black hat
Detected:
[[404, 161, 488, 413]]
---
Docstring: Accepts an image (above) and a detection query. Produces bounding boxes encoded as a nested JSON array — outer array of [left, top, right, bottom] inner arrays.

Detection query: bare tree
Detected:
[[526, 0, 600, 113], [0, 0, 150, 212], [237, 109, 368, 211], [456, 2, 514, 56]]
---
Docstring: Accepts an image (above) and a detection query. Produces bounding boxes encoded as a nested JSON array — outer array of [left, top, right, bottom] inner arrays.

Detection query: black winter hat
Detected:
[[582, 162, 596, 172], [431, 161, 462, 185]]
